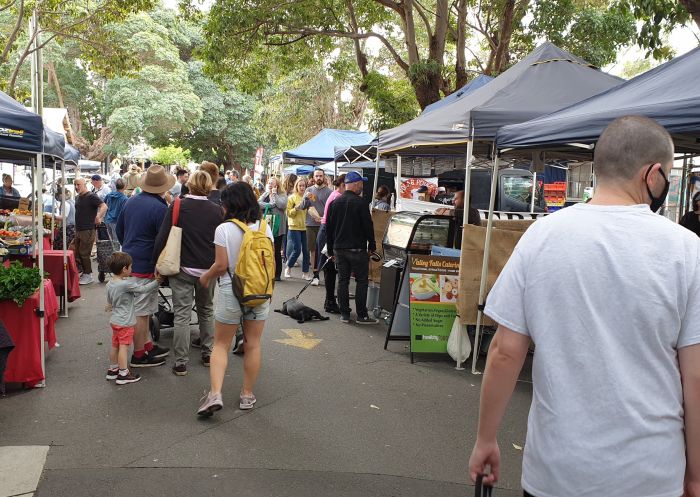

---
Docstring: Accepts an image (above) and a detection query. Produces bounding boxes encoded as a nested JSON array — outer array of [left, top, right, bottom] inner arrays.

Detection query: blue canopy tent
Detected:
[[63, 144, 79, 166], [283, 164, 315, 176], [0, 91, 43, 159], [421, 74, 494, 115], [282, 129, 375, 166]]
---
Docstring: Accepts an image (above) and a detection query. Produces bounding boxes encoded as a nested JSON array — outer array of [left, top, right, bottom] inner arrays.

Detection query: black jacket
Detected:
[[153, 197, 224, 270], [326, 190, 375, 255]]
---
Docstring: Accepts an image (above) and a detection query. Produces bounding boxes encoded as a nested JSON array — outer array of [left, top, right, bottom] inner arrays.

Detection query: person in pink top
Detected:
[[315, 174, 345, 314]]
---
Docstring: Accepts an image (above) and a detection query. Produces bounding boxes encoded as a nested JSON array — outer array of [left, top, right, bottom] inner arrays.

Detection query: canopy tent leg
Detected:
[[455, 139, 474, 372], [396, 155, 402, 211], [372, 152, 381, 210], [471, 154, 500, 375], [334, 159, 337, 178], [61, 160, 68, 317], [530, 172, 537, 213]]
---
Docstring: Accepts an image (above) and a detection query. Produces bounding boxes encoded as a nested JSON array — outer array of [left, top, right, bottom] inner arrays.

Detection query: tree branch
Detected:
[[0, 0, 16, 12], [373, 0, 403, 15], [267, 27, 409, 71], [1, 0, 24, 64], [346, 0, 369, 78], [413, 0, 434, 38]]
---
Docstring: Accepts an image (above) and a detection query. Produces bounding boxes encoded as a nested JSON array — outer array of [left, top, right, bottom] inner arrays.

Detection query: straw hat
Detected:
[[129, 164, 139, 173], [138, 165, 176, 194]]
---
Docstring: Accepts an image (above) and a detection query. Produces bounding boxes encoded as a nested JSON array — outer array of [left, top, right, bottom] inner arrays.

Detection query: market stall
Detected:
[[0, 87, 51, 386], [375, 43, 626, 370], [467, 46, 700, 374]]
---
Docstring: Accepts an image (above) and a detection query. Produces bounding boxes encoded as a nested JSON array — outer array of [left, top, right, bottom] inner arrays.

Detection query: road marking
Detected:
[[0, 445, 49, 497], [274, 328, 322, 350]]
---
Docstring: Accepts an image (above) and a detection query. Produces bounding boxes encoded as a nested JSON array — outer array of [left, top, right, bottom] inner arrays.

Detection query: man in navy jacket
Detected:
[[116, 165, 175, 368]]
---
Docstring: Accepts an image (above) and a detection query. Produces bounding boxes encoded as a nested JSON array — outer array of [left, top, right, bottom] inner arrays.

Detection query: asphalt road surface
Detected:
[[1, 269, 532, 497]]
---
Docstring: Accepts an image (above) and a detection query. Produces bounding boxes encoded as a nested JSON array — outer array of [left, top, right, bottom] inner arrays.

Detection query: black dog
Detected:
[[275, 298, 330, 324]]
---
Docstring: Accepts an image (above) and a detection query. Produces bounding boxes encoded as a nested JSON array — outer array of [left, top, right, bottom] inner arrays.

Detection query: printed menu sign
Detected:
[[408, 254, 460, 354]]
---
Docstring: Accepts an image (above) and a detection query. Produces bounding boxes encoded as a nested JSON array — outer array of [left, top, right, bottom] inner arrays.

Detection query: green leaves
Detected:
[[0, 261, 43, 307]]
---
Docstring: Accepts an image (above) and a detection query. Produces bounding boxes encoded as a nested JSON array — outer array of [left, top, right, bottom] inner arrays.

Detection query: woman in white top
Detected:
[[197, 182, 274, 416]]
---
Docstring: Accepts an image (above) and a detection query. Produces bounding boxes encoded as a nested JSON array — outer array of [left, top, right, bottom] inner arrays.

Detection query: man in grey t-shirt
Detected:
[[301, 169, 332, 285], [469, 116, 700, 497]]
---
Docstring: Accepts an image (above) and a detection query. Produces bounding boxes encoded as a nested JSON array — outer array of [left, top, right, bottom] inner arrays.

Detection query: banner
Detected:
[[409, 255, 460, 353], [398, 177, 438, 200], [370, 209, 394, 283]]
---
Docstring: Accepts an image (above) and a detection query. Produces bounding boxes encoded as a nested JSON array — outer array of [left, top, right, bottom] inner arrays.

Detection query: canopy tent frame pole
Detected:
[[61, 159, 68, 317], [455, 136, 474, 371], [334, 159, 337, 178], [372, 151, 381, 210], [471, 151, 500, 375], [396, 155, 402, 211], [530, 172, 537, 213], [51, 161, 56, 246], [31, 9, 46, 387]]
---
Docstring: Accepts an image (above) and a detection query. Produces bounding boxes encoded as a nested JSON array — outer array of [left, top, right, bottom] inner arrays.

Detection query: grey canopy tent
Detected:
[[421, 74, 494, 115], [496, 46, 700, 156], [378, 42, 623, 156]]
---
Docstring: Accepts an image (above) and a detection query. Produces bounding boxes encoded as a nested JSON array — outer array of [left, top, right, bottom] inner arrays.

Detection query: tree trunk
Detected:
[[485, 0, 516, 75], [455, 0, 468, 90], [412, 75, 443, 110], [680, 0, 700, 28]]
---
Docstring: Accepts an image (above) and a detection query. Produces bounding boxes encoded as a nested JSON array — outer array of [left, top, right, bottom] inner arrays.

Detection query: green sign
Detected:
[[408, 255, 460, 354]]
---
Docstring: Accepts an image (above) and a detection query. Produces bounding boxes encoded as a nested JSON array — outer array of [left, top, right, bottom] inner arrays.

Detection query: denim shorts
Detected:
[[215, 280, 270, 325]]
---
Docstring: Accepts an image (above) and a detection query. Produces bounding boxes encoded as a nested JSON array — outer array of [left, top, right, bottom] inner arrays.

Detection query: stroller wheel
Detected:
[[372, 308, 382, 319], [150, 315, 160, 342], [98, 271, 106, 283]]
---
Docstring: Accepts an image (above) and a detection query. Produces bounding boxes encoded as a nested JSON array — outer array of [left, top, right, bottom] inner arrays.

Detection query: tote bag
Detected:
[[156, 197, 182, 276], [263, 204, 280, 237]]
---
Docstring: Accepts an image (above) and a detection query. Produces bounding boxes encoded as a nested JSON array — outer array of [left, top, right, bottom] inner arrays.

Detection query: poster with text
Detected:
[[409, 254, 460, 354], [398, 177, 439, 200]]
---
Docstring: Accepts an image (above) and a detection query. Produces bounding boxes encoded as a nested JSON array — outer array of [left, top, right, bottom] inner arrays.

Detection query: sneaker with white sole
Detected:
[[340, 315, 352, 323], [115, 370, 141, 385], [356, 316, 379, 325], [105, 368, 119, 381], [302, 273, 312, 281], [311, 277, 319, 286], [284, 267, 292, 278], [79, 273, 94, 285], [239, 393, 257, 410], [197, 391, 223, 417]]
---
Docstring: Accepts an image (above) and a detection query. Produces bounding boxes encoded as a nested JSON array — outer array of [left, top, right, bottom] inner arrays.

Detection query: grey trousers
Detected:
[[169, 271, 215, 366]]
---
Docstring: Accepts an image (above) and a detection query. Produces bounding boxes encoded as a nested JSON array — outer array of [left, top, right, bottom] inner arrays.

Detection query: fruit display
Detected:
[[0, 229, 21, 238], [12, 208, 31, 215]]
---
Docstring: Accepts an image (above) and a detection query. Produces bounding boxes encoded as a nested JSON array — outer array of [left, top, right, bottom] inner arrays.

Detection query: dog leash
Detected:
[[293, 257, 333, 300]]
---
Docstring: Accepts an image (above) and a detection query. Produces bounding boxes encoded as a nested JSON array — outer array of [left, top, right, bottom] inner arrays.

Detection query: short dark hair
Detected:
[[693, 192, 700, 212], [221, 182, 261, 223], [115, 178, 125, 191], [108, 251, 132, 275], [594, 116, 674, 181], [176, 169, 188, 178], [375, 185, 390, 199], [216, 178, 227, 190]]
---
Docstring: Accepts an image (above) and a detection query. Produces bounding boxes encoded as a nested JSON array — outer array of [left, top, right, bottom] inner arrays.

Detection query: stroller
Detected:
[[96, 224, 119, 282]]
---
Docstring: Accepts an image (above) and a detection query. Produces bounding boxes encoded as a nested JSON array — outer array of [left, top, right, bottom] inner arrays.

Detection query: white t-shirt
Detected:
[[485, 203, 700, 497], [214, 220, 274, 283]]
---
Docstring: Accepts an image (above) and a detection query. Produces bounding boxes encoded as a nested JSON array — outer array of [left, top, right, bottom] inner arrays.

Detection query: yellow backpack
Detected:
[[228, 219, 275, 307]]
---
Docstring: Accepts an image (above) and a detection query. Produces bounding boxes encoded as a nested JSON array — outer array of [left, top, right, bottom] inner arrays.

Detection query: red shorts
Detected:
[[111, 324, 135, 347]]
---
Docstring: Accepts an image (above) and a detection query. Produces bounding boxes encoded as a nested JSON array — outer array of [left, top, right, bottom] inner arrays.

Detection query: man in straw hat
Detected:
[[116, 165, 175, 368]]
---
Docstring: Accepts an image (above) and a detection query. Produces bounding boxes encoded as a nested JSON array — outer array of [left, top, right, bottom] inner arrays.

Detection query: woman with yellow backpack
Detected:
[[197, 182, 274, 416]]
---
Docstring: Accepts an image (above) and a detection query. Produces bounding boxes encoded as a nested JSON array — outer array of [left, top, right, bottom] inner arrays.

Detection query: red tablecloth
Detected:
[[43, 249, 81, 302], [0, 280, 58, 385]]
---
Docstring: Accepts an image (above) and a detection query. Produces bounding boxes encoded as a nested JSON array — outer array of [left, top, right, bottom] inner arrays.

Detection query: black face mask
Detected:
[[645, 164, 670, 213]]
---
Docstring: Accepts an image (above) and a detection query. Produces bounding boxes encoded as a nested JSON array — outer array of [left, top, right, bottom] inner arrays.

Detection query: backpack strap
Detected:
[[230, 218, 249, 232]]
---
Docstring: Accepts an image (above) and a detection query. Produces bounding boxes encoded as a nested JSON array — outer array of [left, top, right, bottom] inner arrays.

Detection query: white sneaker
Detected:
[[284, 267, 292, 278], [79, 273, 94, 285], [311, 277, 319, 286], [302, 273, 312, 281]]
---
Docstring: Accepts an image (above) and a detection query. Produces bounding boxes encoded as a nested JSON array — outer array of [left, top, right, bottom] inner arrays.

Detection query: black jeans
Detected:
[[335, 249, 369, 318], [273, 234, 284, 280], [315, 225, 337, 303], [524, 491, 536, 497]]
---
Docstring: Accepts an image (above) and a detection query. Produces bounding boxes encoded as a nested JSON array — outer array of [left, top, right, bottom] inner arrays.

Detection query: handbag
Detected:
[[263, 204, 280, 237], [155, 196, 182, 276]]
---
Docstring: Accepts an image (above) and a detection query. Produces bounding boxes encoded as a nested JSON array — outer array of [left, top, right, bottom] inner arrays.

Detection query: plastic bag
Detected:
[[447, 316, 471, 363]]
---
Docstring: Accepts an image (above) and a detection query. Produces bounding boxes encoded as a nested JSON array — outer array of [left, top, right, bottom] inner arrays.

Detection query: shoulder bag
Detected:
[[156, 196, 182, 276]]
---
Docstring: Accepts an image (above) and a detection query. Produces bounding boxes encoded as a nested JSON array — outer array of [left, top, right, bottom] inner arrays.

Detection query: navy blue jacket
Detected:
[[116, 193, 167, 275]]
